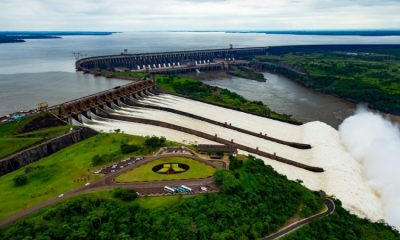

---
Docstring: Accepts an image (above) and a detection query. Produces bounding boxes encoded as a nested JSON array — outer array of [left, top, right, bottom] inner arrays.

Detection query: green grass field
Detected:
[[0, 133, 160, 221], [115, 157, 216, 182], [0, 115, 70, 159]]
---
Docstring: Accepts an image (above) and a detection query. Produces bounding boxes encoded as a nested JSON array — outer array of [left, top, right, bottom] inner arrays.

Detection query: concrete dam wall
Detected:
[[75, 46, 269, 74]]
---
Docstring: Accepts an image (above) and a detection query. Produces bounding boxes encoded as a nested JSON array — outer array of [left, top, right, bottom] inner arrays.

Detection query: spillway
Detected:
[[111, 106, 314, 164], [81, 93, 385, 222], [139, 94, 304, 143]]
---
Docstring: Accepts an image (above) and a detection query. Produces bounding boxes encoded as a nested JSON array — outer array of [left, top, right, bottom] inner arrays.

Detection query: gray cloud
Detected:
[[0, 0, 399, 30]]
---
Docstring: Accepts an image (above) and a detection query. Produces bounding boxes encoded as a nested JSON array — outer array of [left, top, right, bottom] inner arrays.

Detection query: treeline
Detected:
[[227, 66, 266, 82], [0, 156, 325, 240], [283, 200, 399, 240], [155, 75, 298, 124], [255, 50, 400, 114]]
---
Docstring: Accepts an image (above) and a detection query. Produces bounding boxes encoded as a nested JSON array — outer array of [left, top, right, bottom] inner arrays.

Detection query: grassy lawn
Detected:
[[0, 138, 41, 158], [0, 133, 163, 221], [115, 157, 216, 182], [0, 114, 71, 159]]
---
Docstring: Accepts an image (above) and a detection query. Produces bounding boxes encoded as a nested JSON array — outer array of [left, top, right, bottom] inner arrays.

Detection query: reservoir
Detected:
[[1, 31, 399, 125]]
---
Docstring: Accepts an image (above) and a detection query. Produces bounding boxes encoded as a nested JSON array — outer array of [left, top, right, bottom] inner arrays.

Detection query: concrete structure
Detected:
[[76, 46, 269, 74], [48, 79, 155, 122], [197, 144, 237, 154]]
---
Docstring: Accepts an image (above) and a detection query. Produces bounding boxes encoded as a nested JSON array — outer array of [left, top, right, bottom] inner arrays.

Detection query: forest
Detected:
[[1, 155, 398, 240]]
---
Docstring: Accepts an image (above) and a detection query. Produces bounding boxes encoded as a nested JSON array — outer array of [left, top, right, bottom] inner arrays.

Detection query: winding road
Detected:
[[263, 198, 336, 240]]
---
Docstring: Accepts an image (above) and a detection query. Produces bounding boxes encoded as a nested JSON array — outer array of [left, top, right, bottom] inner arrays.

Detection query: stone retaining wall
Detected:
[[0, 127, 98, 176]]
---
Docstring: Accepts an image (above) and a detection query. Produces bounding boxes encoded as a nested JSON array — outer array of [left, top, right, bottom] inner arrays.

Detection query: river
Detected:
[[202, 72, 356, 128], [1, 31, 400, 125]]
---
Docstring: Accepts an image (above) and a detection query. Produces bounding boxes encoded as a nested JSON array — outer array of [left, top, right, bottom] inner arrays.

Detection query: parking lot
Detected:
[[94, 156, 145, 175]]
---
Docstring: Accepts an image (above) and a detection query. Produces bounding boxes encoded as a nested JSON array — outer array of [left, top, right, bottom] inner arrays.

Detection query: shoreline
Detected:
[[196, 69, 400, 126]]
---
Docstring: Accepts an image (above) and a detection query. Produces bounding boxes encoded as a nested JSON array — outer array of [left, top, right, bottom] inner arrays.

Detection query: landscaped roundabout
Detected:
[[115, 156, 216, 182]]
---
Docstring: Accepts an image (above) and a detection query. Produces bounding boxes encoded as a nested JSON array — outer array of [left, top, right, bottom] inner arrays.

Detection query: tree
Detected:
[[113, 188, 138, 201], [120, 143, 140, 154], [144, 136, 166, 148]]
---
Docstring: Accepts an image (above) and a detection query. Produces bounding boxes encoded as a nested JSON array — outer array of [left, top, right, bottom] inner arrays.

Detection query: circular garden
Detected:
[[152, 163, 190, 174], [115, 157, 215, 182]]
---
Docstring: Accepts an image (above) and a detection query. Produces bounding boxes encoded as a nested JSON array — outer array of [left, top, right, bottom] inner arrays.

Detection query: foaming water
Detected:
[[339, 107, 400, 229]]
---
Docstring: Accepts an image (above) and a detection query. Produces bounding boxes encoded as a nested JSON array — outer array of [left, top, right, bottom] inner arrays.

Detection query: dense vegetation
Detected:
[[283, 200, 400, 240], [227, 66, 266, 82], [254, 48, 400, 114], [0, 133, 171, 220], [144, 136, 166, 148], [0, 155, 325, 239], [0, 113, 70, 158], [120, 143, 140, 154], [112, 188, 138, 201], [155, 75, 298, 123]]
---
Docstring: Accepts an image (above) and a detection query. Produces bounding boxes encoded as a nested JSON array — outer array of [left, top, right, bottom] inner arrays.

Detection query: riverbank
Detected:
[[253, 47, 400, 116], [227, 65, 266, 82], [107, 71, 299, 124]]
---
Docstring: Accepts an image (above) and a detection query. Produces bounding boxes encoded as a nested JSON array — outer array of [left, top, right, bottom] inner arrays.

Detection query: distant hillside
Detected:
[[0, 31, 116, 44]]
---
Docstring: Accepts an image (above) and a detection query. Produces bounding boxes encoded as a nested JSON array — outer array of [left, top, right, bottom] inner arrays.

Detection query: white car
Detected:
[[58, 194, 64, 198], [85, 182, 90, 186]]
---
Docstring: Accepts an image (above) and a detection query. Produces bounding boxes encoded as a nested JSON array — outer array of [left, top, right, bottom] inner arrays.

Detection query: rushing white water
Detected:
[[84, 113, 215, 145], [339, 107, 400, 229], [81, 94, 393, 225]]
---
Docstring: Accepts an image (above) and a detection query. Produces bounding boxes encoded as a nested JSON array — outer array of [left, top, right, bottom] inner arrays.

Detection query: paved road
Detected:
[[0, 153, 219, 228], [263, 198, 335, 240]]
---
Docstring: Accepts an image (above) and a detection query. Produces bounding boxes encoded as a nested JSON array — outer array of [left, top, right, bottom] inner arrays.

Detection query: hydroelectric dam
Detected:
[[48, 81, 324, 173], [46, 46, 328, 173], [76, 46, 269, 74]]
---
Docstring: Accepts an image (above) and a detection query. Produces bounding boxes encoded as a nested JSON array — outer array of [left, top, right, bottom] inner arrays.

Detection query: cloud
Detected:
[[0, 0, 399, 30]]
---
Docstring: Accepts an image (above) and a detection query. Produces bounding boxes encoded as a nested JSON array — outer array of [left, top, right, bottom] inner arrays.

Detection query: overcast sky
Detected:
[[0, 0, 399, 31]]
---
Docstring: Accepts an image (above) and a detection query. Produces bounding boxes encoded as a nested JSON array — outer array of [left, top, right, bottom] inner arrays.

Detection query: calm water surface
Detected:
[[1, 32, 399, 124]]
